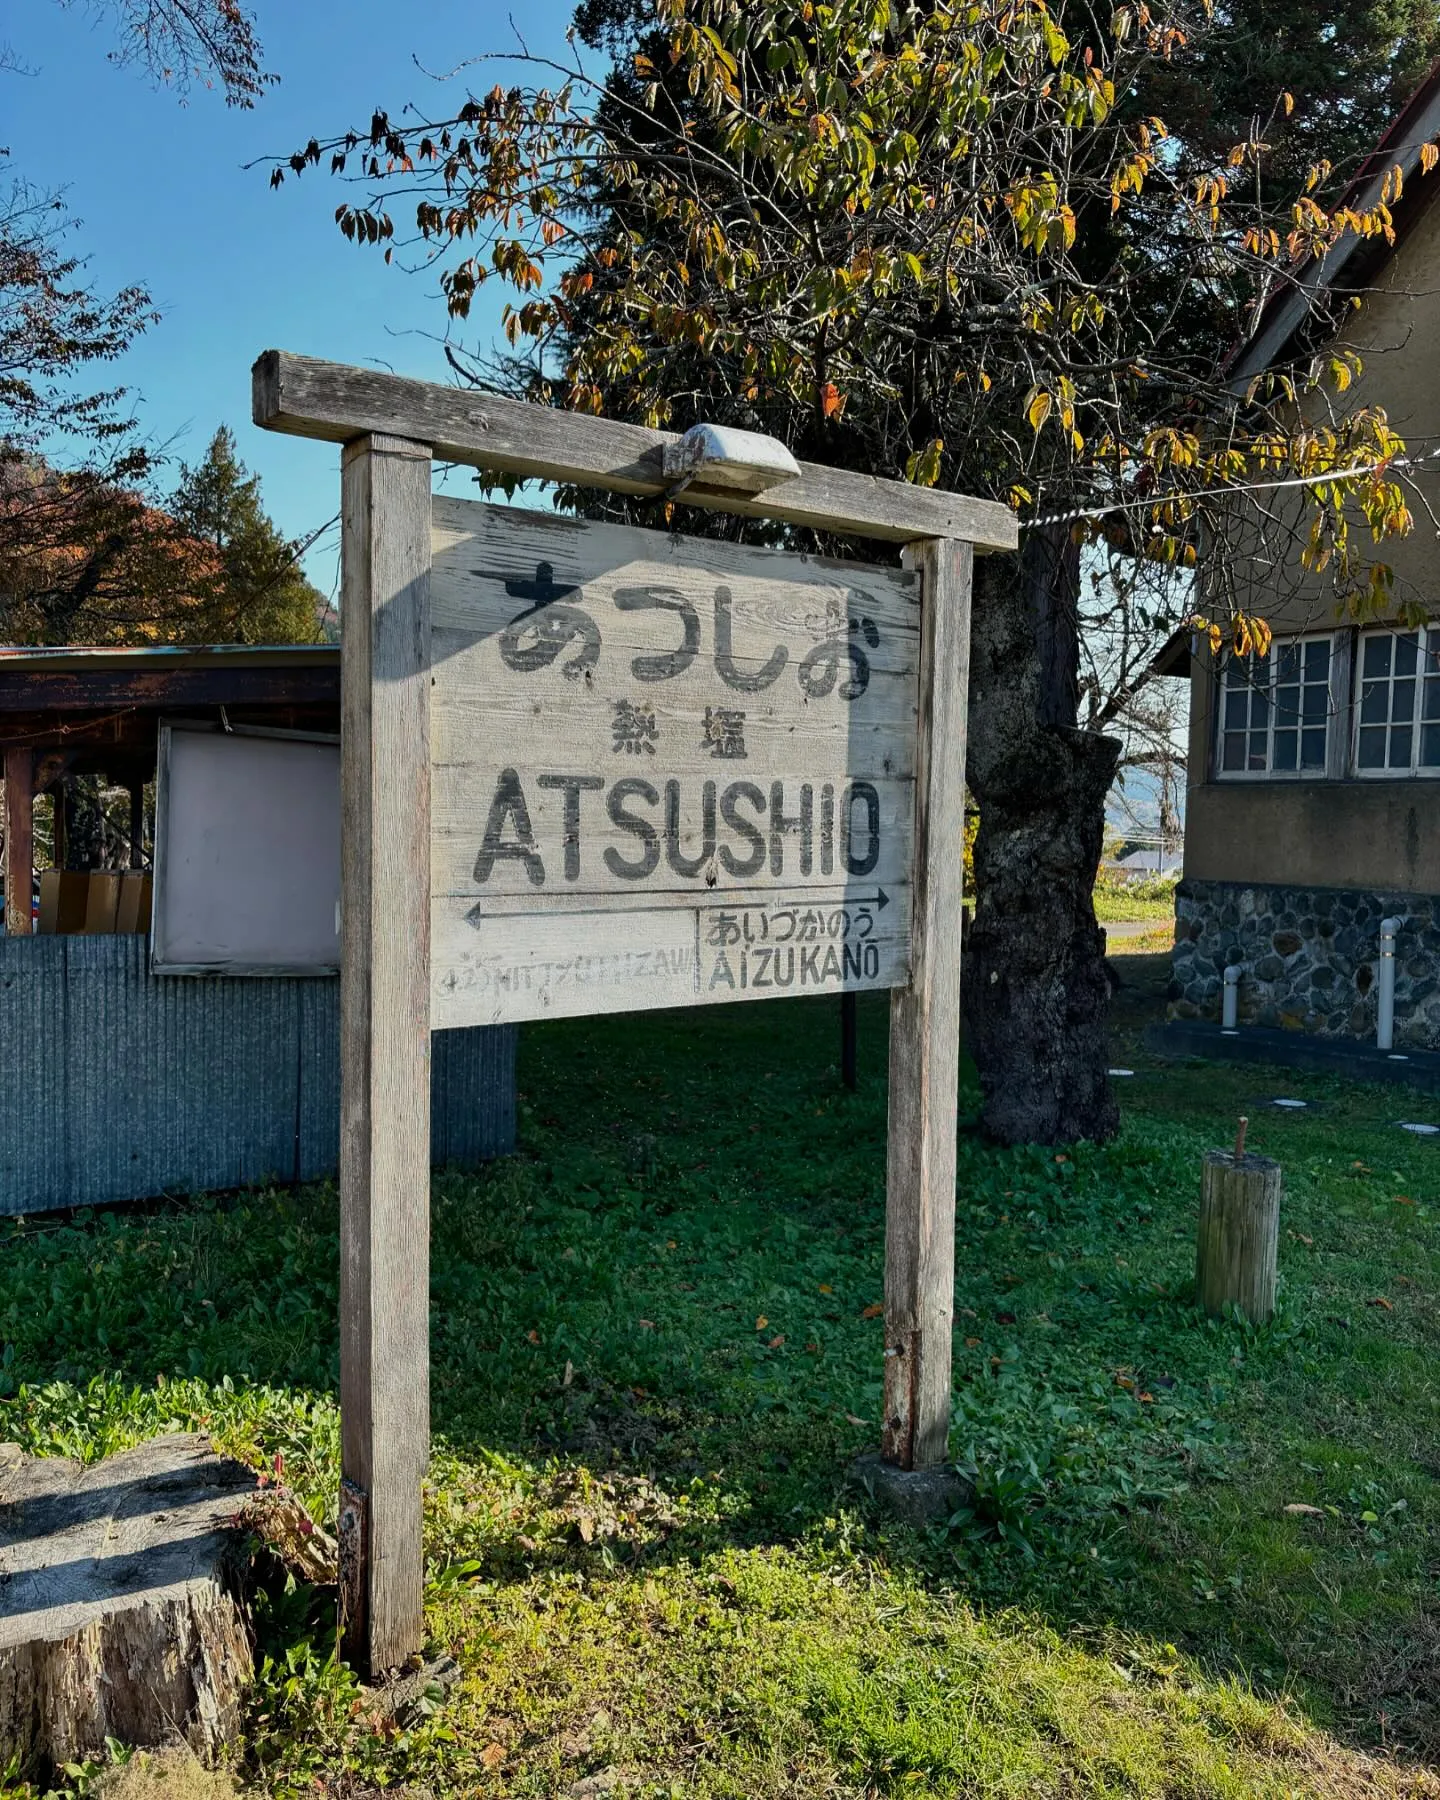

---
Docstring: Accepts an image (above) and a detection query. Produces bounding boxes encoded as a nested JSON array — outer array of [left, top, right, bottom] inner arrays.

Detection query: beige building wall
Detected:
[[1184, 182, 1440, 897]]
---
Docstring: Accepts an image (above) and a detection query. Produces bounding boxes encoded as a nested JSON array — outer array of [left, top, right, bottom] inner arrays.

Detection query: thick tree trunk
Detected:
[[964, 530, 1122, 1145]]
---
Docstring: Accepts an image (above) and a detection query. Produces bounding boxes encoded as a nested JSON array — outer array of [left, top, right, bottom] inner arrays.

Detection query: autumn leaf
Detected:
[[1283, 1503, 1324, 1517], [819, 380, 845, 420], [755, 1314, 768, 1330], [817, 1283, 833, 1294], [844, 1412, 868, 1427], [1367, 1296, 1394, 1310], [768, 1334, 786, 1348], [526, 1329, 540, 1344], [860, 1303, 884, 1319], [964, 1335, 981, 1348]]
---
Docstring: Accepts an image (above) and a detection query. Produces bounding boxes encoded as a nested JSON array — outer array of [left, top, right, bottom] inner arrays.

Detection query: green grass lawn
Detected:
[[1094, 881, 1178, 926], [4, 993, 1440, 1798]]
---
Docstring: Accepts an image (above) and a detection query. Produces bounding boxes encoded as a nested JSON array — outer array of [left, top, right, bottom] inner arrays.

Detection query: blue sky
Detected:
[[6, 0, 585, 601]]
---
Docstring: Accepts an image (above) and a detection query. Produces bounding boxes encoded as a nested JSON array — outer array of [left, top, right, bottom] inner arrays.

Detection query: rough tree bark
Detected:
[[964, 528, 1122, 1145]]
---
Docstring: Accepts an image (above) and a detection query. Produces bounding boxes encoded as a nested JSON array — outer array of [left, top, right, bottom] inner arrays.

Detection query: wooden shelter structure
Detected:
[[0, 642, 515, 1214], [1, 644, 340, 925]]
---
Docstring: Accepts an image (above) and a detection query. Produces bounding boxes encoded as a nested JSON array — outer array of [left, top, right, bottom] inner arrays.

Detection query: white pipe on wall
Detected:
[[1377, 917, 1402, 1052], [1222, 963, 1242, 1032]]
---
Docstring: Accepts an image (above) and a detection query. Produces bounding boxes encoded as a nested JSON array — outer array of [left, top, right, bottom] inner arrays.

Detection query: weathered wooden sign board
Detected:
[[254, 349, 1018, 1680], [430, 500, 918, 1027]]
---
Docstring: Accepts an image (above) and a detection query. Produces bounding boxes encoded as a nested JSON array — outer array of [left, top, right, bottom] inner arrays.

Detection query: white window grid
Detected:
[[1215, 633, 1334, 780], [1353, 626, 1440, 777]]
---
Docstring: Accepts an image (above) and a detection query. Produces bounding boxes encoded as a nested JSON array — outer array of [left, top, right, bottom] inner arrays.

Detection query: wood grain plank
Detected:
[[428, 498, 919, 1020], [882, 538, 972, 1472], [256, 352, 1018, 552], [339, 431, 432, 1676], [432, 885, 908, 1028], [4, 748, 33, 936]]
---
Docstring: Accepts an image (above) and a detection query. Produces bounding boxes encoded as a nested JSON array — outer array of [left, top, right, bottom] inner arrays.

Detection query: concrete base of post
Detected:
[[849, 1452, 973, 1528]]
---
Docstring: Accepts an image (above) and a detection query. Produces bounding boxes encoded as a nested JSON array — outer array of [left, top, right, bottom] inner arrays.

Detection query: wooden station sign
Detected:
[[254, 348, 1017, 1682], [429, 500, 919, 1027]]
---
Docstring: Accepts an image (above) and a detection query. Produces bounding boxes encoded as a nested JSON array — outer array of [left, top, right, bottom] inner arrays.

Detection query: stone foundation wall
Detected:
[[1169, 879, 1440, 1048]]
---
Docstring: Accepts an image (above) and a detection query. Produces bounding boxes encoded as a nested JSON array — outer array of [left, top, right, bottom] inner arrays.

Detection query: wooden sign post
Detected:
[[254, 350, 1017, 1675]]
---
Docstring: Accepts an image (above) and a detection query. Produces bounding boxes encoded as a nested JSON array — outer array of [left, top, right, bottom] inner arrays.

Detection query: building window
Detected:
[[1217, 635, 1332, 777], [1355, 628, 1440, 775]]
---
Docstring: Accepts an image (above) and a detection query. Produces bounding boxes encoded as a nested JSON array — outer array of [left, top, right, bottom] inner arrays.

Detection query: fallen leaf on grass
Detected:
[[481, 1743, 507, 1770], [768, 1334, 786, 1348], [527, 1330, 540, 1344], [638, 1319, 656, 1330], [1367, 1296, 1394, 1310], [861, 1303, 884, 1319], [755, 1315, 768, 1330], [964, 1336, 981, 1348], [1284, 1503, 1325, 1518], [844, 1413, 868, 1427], [817, 1283, 833, 1294], [1394, 1195, 1416, 1206], [1288, 1231, 1313, 1246]]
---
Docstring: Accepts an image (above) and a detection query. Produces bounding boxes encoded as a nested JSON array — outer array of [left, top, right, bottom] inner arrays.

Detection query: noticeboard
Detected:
[[151, 723, 341, 975], [429, 499, 919, 1028]]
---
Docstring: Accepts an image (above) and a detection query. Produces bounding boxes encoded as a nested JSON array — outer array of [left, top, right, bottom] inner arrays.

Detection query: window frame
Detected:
[[1212, 630, 1338, 783], [1351, 625, 1440, 780]]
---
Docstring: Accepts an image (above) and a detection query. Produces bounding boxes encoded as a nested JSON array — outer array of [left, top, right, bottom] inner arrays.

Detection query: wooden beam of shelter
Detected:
[[4, 748, 33, 936], [253, 351, 1019, 553], [0, 665, 338, 715]]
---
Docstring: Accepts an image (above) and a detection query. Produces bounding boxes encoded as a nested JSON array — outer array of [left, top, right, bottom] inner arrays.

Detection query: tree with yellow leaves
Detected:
[[276, 0, 1427, 1141]]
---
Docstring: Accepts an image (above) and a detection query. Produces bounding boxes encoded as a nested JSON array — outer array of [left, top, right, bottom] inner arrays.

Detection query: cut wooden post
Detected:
[[5, 747, 33, 935], [0, 1435, 257, 1773], [1197, 1150, 1281, 1323], [338, 431, 433, 1676], [883, 538, 973, 1471]]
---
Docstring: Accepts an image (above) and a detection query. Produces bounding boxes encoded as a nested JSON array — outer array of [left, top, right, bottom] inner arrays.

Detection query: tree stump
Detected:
[[1196, 1150, 1282, 1323], [0, 1434, 259, 1774]]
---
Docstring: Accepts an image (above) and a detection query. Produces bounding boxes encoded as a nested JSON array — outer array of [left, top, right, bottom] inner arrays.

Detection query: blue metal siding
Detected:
[[0, 936, 516, 1213]]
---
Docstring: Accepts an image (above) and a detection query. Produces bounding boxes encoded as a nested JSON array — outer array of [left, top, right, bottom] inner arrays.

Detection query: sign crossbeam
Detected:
[[254, 352, 988, 1678], [254, 350, 1018, 553]]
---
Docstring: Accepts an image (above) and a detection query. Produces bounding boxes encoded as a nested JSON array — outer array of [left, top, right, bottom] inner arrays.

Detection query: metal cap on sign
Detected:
[[661, 422, 802, 495]]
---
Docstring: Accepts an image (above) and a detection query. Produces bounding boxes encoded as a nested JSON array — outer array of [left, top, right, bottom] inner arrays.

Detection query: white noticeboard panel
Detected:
[[152, 724, 341, 975], [430, 498, 921, 1028]]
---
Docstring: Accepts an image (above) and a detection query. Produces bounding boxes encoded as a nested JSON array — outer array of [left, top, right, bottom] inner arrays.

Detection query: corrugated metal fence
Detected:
[[0, 936, 516, 1213]]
